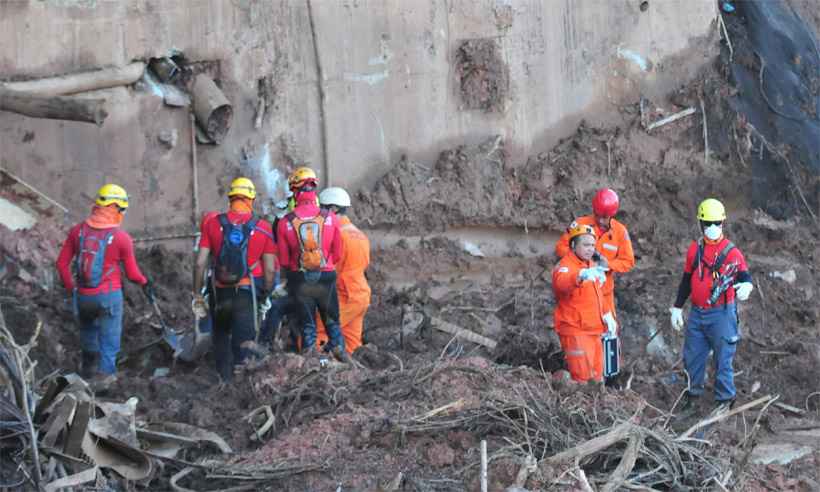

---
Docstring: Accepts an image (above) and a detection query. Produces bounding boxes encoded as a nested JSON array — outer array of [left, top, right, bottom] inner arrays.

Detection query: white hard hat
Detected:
[[319, 187, 351, 207]]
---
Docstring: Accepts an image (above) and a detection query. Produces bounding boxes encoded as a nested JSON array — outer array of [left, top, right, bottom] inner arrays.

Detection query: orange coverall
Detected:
[[554, 215, 634, 316], [316, 216, 371, 353], [552, 252, 607, 382]]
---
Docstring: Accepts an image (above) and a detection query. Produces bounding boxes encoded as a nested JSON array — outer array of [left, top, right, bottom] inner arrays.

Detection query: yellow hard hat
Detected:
[[228, 177, 256, 199], [95, 184, 129, 209], [288, 166, 318, 189], [567, 221, 596, 242], [697, 198, 726, 221]]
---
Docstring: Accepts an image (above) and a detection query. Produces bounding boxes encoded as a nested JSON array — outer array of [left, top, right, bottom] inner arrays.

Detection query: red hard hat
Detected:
[[592, 188, 619, 217]]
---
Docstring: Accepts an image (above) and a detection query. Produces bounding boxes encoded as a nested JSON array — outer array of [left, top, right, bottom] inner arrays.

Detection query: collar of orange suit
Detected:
[[85, 205, 123, 229], [229, 197, 254, 213]]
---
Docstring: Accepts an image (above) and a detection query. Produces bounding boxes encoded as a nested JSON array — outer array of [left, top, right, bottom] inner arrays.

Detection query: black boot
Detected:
[[679, 391, 701, 415], [80, 351, 99, 379]]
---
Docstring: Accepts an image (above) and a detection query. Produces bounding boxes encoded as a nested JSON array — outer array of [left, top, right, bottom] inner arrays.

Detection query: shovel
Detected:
[[177, 297, 213, 362], [145, 295, 182, 358]]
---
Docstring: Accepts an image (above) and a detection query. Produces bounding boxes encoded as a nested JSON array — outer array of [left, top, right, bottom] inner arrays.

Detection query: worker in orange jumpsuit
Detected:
[[314, 187, 371, 354], [552, 223, 617, 383], [555, 188, 634, 318]]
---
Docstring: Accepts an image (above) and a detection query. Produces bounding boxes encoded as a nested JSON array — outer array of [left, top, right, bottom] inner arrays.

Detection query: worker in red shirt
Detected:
[[56, 184, 152, 378], [555, 188, 635, 318], [670, 199, 753, 413], [552, 223, 616, 383], [193, 177, 277, 381], [277, 167, 347, 361]]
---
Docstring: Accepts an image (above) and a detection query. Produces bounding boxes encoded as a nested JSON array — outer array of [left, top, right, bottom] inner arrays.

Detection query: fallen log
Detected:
[[2, 62, 145, 96], [430, 317, 497, 349], [0, 87, 107, 125]]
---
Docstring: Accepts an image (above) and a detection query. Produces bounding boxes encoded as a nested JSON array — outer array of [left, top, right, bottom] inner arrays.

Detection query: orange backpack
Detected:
[[287, 210, 330, 271]]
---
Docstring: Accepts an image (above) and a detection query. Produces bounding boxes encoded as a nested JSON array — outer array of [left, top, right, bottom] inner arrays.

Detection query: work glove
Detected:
[[142, 279, 156, 303], [734, 282, 754, 301], [578, 267, 607, 285], [669, 307, 684, 332], [602, 312, 617, 337], [258, 297, 272, 320], [192, 294, 208, 319], [271, 283, 288, 299]]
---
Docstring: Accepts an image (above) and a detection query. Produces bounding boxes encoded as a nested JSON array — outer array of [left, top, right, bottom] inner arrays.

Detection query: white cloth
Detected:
[[734, 282, 754, 301], [602, 312, 617, 337], [669, 307, 684, 332], [258, 298, 272, 320]]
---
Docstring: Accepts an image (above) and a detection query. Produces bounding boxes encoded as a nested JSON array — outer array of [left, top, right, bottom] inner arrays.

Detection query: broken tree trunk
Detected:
[[0, 88, 107, 125], [430, 317, 497, 349], [2, 62, 145, 96]]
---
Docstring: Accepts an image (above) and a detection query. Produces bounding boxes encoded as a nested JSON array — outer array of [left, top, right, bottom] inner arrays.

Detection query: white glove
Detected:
[[669, 307, 684, 332], [734, 282, 754, 301], [578, 267, 607, 284], [271, 283, 288, 299], [602, 312, 617, 336], [192, 295, 208, 319], [258, 298, 272, 320]]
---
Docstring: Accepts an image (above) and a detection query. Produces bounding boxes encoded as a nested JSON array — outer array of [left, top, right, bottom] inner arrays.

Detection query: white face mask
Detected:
[[704, 224, 722, 241]]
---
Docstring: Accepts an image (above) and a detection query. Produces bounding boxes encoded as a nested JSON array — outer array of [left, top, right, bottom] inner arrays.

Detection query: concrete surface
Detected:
[[0, 0, 716, 241]]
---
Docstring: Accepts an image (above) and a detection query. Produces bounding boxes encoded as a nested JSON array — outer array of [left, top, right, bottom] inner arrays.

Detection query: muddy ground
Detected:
[[2, 5, 820, 492]]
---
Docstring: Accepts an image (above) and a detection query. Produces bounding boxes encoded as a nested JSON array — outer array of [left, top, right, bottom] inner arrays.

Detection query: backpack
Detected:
[[214, 214, 259, 285], [75, 224, 117, 289], [287, 210, 330, 271]]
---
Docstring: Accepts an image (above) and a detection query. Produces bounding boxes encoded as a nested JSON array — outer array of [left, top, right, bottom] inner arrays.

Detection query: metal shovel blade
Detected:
[[178, 314, 212, 362], [148, 298, 182, 357]]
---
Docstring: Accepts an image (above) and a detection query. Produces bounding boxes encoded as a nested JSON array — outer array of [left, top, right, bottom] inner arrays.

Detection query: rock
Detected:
[[426, 441, 456, 468], [751, 443, 813, 465], [158, 129, 178, 149], [552, 369, 571, 383], [769, 269, 796, 284], [189, 404, 215, 428]]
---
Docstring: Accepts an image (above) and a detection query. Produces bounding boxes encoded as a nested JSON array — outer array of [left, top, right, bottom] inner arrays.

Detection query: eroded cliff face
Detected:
[[0, 0, 716, 243]]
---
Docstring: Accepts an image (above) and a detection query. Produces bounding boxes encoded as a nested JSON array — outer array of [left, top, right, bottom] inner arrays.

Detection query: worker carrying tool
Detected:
[[277, 167, 348, 362], [552, 223, 617, 383], [193, 177, 277, 381], [555, 188, 635, 318], [669, 198, 753, 414], [314, 187, 371, 354], [56, 184, 152, 379]]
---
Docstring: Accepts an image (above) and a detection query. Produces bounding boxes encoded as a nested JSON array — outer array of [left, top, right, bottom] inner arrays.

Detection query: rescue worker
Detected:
[[276, 167, 347, 361], [56, 184, 152, 378], [555, 188, 635, 317], [670, 198, 753, 413], [314, 187, 371, 354], [193, 177, 277, 381], [552, 223, 617, 383]]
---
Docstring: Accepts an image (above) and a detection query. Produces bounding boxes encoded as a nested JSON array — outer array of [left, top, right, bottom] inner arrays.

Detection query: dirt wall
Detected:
[[0, 0, 715, 242]]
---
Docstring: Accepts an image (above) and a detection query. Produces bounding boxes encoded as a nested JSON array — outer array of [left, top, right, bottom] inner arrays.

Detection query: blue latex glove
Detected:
[[578, 267, 606, 284]]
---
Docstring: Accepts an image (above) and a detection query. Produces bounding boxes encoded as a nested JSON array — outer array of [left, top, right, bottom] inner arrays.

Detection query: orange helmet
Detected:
[[567, 221, 596, 242]]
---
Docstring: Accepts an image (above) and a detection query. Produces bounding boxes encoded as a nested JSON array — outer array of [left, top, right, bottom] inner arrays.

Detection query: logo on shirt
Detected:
[[603, 243, 618, 251]]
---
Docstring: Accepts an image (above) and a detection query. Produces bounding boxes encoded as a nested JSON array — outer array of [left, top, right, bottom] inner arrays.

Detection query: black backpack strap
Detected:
[[712, 241, 736, 273], [217, 213, 230, 230]]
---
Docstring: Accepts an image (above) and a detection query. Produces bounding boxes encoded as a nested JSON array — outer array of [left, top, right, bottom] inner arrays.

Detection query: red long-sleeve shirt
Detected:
[[56, 224, 147, 295], [277, 199, 342, 272]]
